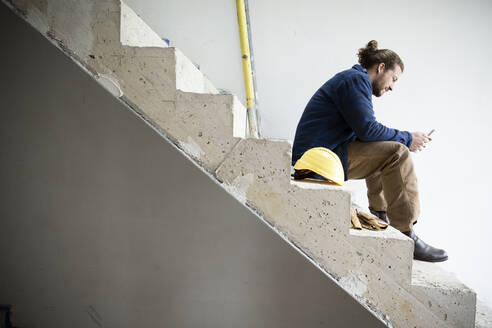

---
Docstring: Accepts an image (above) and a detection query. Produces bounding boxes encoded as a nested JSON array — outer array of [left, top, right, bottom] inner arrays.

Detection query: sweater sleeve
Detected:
[[335, 75, 413, 148]]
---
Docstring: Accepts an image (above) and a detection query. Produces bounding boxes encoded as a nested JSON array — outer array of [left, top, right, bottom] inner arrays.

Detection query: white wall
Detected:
[[125, 0, 492, 308]]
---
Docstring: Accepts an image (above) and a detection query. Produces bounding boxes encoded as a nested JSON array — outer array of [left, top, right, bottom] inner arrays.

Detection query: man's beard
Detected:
[[372, 80, 384, 97]]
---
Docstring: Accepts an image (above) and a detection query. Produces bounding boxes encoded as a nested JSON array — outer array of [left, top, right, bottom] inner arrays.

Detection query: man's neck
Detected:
[[365, 66, 377, 84]]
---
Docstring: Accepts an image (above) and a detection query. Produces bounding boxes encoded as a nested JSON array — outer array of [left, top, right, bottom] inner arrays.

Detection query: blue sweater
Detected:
[[292, 64, 413, 181]]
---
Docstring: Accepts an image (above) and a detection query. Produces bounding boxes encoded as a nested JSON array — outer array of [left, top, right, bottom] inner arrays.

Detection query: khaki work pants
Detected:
[[347, 141, 420, 232]]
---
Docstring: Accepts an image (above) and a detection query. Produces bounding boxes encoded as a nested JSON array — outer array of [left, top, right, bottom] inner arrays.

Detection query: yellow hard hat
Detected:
[[293, 147, 345, 186]]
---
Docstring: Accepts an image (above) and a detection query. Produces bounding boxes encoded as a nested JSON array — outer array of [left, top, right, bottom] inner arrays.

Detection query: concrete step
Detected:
[[410, 260, 476, 328], [120, 1, 218, 94], [103, 46, 177, 102], [171, 91, 246, 172], [215, 139, 353, 274], [99, 45, 217, 102], [95, 45, 216, 100], [291, 179, 414, 285], [349, 227, 413, 286], [216, 139, 351, 233], [123, 88, 246, 173]]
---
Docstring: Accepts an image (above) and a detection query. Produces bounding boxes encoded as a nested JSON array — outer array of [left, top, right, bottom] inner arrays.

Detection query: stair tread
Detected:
[[290, 178, 345, 190], [349, 223, 409, 241], [412, 260, 474, 293]]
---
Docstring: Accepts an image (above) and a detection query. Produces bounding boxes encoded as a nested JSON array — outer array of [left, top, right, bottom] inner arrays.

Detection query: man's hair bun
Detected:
[[366, 40, 378, 52]]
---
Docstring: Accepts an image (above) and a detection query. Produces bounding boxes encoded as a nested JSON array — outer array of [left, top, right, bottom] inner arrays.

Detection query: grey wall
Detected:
[[0, 4, 386, 327]]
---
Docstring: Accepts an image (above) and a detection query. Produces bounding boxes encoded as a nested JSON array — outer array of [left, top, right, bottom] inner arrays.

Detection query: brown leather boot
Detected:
[[402, 229, 448, 262]]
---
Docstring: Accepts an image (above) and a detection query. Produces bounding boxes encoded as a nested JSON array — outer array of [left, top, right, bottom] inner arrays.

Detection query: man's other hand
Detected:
[[410, 132, 432, 152]]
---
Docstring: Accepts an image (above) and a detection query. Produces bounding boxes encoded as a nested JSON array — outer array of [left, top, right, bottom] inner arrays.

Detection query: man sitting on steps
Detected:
[[291, 40, 448, 263]]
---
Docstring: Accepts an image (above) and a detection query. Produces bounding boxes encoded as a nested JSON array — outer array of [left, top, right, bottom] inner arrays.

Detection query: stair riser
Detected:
[[348, 232, 413, 285], [102, 47, 177, 103], [412, 285, 476, 327], [216, 139, 351, 234], [411, 260, 477, 327]]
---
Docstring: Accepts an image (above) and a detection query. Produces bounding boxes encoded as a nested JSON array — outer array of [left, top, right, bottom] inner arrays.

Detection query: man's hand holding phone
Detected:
[[410, 129, 434, 152]]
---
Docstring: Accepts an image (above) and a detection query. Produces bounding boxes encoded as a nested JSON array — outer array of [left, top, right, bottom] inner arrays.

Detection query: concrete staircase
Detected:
[[3, 0, 487, 326]]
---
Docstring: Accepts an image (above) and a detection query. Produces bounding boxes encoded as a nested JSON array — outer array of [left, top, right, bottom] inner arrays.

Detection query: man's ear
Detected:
[[377, 62, 385, 74]]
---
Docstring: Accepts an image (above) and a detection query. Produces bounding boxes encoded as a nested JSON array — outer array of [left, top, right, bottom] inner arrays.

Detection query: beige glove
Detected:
[[350, 207, 362, 230], [350, 207, 388, 231]]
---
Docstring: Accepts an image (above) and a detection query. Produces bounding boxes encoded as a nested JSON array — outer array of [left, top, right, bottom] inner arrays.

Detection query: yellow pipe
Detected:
[[236, 0, 258, 138]]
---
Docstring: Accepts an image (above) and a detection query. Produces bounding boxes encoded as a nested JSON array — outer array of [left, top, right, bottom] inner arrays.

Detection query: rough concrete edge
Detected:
[[1, 2, 394, 325]]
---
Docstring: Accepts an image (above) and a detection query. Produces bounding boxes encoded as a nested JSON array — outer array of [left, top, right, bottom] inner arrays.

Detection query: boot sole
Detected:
[[414, 256, 448, 263]]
